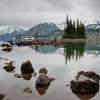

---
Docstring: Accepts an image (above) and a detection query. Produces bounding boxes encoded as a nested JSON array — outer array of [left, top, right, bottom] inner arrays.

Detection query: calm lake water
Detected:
[[0, 42, 100, 100]]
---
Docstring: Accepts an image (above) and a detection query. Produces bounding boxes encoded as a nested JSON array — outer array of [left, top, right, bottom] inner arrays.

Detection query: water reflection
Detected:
[[73, 92, 98, 100], [36, 82, 50, 95], [64, 42, 86, 63], [30, 45, 61, 54], [0, 94, 6, 100], [85, 43, 100, 56]]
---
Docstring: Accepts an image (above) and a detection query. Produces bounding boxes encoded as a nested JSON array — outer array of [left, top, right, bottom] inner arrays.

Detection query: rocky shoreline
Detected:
[[14, 38, 87, 46]]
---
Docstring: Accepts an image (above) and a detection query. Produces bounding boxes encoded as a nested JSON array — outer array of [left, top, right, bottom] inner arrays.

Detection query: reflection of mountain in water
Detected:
[[64, 43, 86, 63], [30, 43, 100, 63], [30, 45, 62, 54], [85, 43, 100, 55]]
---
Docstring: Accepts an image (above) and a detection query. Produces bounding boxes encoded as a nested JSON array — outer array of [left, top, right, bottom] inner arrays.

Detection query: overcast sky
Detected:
[[0, 0, 100, 28]]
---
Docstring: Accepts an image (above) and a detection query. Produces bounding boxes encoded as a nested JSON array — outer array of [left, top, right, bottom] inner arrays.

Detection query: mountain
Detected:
[[0, 23, 63, 41], [86, 24, 100, 33], [0, 26, 25, 41], [24, 23, 63, 38]]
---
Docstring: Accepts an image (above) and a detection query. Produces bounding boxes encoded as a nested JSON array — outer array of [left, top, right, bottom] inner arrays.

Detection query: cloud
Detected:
[[0, 0, 100, 27]]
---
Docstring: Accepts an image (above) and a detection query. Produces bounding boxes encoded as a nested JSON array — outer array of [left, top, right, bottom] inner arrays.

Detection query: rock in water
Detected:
[[39, 68, 48, 74], [70, 71, 100, 94], [0, 43, 12, 52], [21, 60, 34, 80], [36, 73, 50, 87], [21, 60, 34, 73], [23, 87, 32, 93], [3, 61, 15, 72]]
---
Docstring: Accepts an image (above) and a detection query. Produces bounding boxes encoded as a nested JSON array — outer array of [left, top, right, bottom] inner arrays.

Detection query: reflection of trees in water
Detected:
[[64, 42, 86, 63]]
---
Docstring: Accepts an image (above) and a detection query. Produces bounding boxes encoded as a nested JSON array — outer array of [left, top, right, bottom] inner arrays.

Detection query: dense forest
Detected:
[[63, 15, 86, 39]]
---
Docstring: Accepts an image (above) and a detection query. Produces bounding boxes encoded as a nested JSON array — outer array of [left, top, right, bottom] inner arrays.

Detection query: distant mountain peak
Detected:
[[86, 23, 100, 33], [0, 26, 24, 35], [24, 22, 61, 37]]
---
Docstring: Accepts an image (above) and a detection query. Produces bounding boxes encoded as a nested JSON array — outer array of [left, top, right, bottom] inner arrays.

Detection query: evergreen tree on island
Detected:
[[63, 15, 86, 39]]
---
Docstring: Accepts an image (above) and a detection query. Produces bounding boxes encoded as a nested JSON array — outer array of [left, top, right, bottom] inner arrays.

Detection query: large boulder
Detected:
[[21, 60, 34, 73], [21, 60, 34, 80], [70, 71, 100, 94]]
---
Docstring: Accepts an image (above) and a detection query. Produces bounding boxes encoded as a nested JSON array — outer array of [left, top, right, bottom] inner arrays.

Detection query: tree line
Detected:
[[63, 15, 86, 39]]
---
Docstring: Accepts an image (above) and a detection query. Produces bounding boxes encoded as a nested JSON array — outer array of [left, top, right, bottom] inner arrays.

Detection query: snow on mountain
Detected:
[[57, 22, 65, 30], [86, 24, 100, 29], [0, 26, 24, 35], [24, 22, 61, 37], [86, 24, 100, 33]]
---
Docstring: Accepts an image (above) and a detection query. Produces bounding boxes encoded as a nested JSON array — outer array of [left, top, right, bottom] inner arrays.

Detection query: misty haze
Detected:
[[0, 0, 100, 100]]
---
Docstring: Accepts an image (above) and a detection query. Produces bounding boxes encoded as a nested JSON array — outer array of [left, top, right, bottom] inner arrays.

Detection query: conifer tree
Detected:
[[63, 15, 86, 39]]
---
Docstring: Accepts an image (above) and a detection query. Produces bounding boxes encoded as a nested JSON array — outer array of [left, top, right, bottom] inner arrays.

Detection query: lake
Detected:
[[0, 42, 100, 100]]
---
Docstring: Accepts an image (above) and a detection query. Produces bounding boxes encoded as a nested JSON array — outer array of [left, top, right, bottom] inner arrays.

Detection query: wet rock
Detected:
[[39, 68, 48, 74], [21, 60, 34, 73], [14, 73, 22, 78], [1, 43, 12, 52], [3, 61, 15, 72], [77, 71, 100, 83], [0, 43, 11, 48], [23, 87, 32, 93], [70, 71, 100, 94], [36, 73, 55, 87], [21, 60, 34, 80], [21, 73, 33, 80]]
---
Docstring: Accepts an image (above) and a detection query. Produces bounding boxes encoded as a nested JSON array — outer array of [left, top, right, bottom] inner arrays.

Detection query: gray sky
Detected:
[[0, 0, 100, 28]]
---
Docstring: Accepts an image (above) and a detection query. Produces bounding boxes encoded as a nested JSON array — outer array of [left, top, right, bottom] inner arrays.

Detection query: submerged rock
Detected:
[[23, 87, 32, 93], [14, 73, 22, 78], [39, 68, 48, 74], [21, 60, 34, 73], [70, 71, 100, 94]]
